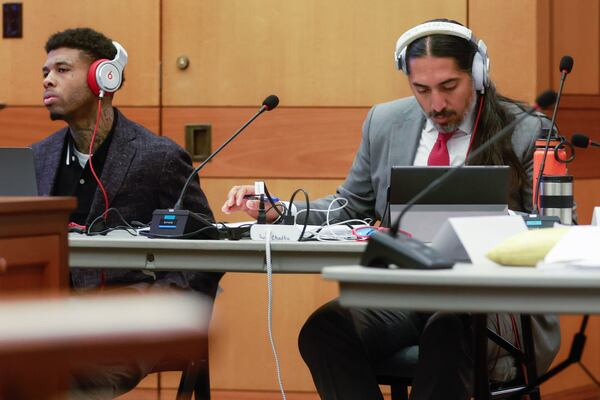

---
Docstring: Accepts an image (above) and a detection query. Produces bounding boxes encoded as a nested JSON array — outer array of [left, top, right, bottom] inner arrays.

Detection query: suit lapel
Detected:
[[88, 110, 137, 219], [38, 129, 68, 196], [389, 106, 425, 167]]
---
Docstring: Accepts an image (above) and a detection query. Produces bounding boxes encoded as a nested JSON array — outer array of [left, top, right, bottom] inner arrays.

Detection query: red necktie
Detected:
[[427, 131, 455, 166]]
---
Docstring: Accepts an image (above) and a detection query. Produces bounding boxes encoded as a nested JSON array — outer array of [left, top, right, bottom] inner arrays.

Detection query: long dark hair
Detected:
[[406, 20, 529, 210]]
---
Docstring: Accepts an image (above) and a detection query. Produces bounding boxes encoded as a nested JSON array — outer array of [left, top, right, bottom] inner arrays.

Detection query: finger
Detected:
[[223, 187, 235, 208], [221, 202, 233, 213], [246, 199, 260, 210], [235, 186, 254, 206]]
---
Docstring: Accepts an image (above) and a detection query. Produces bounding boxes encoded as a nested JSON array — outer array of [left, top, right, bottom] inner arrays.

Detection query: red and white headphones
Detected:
[[87, 41, 128, 98]]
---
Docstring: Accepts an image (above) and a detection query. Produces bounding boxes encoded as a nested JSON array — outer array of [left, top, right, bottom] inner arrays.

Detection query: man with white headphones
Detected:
[[35, 27, 219, 398], [221, 18, 560, 399], [290, 19, 560, 400]]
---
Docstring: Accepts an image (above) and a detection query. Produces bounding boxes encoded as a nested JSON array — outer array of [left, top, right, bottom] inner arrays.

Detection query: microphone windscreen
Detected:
[[571, 133, 590, 148], [262, 95, 279, 111], [559, 55, 574, 73], [536, 90, 557, 109]]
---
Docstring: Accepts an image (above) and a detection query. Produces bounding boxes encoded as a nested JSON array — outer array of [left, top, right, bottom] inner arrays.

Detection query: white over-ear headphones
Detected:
[[87, 41, 128, 97], [394, 21, 490, 93]]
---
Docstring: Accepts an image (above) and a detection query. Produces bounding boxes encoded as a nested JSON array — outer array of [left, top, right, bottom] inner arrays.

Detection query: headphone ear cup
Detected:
[[472, 52, 486, 93], [398, 48, 408, 74], [87, 59, 107, 97], [87, 58, 123, 97]]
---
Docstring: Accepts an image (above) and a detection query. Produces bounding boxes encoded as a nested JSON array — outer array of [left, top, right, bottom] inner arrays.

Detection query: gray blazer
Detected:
[[298, 96, 560, 379], [32, 108, 222, 297]]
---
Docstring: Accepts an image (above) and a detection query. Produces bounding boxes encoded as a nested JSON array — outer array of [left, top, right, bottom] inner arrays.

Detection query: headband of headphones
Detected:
[[111, 41, 128, 70], [87, 41, 128, 97], [394, 21, 490, 93]]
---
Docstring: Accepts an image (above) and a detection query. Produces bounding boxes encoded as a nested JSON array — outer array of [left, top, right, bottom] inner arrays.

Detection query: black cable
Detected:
[[288, 188, 309, 241], [86, 225, 138, 236], [554, 137, 576, 164], [266, 204, 288, 222], [86, 208, 137, 236], [257, 194, 267, 224], [264, 184, 285, 218]]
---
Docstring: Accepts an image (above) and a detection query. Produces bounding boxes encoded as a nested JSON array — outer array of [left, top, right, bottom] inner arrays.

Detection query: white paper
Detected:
[[431, 215, 527, 266], [544, 226, 600, 267]]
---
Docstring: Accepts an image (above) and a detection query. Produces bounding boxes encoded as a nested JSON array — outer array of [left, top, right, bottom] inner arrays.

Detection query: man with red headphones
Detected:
[[34, 28, 220, 398], [223, 20, 560, 400]]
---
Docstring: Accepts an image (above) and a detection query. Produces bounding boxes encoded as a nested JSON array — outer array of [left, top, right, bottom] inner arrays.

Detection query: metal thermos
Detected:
[[539, 175, 573, 225], [532, 128, 567, 208]]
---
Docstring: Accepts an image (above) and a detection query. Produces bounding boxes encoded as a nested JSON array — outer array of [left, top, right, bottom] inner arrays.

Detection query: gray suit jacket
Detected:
[[299, 97, 560, 379], [32, 108, 222, 297]]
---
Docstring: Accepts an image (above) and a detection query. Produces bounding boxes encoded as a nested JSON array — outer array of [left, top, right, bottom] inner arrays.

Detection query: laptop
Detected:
[[389, 166, 510, 242], [0, 148, 39, 196]]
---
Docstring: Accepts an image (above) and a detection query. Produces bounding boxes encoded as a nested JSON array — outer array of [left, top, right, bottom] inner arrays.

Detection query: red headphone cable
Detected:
[[466, 93, 485, 158], [88, 95, 109, 291], [88, 96, 109, 219]]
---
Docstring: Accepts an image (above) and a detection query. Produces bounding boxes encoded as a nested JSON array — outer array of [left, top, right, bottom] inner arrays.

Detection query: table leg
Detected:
[[474, 314, 490, 400]]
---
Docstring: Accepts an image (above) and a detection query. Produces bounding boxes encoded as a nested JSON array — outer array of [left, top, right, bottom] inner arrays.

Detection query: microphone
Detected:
[[147, 95, 279, 239], [361, 90, 557, 270], [532, 55, 573, 213], [173, 94, 278, 211], [572, 133, 600, 148]]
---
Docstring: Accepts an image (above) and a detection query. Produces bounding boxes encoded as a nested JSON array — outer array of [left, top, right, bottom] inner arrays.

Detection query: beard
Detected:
[[429, 109, 462, 132], [49, 111, 65, 121], [426, 90, 476, 133]]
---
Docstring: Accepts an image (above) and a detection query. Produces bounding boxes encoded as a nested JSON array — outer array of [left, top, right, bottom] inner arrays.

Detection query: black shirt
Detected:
[[52, 111, 117, 225]]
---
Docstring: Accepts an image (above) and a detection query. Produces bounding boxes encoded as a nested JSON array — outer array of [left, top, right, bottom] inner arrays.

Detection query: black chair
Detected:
[[151, 336, 211, 400], [376, 334, 542, 400], [375, 346, 417, 400]]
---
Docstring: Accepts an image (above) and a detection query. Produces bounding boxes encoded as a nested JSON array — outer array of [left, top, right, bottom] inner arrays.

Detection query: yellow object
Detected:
[[486, 227, 571, 266]]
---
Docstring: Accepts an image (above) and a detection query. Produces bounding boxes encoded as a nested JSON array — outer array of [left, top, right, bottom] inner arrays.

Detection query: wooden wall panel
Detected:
[[551, 0, 599, 94], [0, 107, 159, 147], [555, 96, 600, 179], [469, 0, 541, 103], [536, 1, 553, 95], [162, 107, 368, 179], [573, 178, 600, 225], [0, 0, 160, 106], [162, 0, 466, 107]]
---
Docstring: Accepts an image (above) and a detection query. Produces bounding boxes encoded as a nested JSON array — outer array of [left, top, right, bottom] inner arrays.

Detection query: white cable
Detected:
[[326, 197, 348, 227], [315, 219, 371, 241], [294, 197, 349, 225], [293, 197, 376, 241], [265, 228, 287, 400]]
